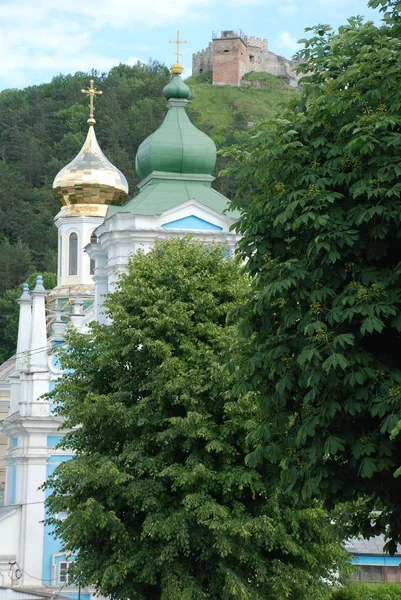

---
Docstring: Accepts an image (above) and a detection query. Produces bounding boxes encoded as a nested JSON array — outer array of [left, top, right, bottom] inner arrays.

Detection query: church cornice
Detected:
[[137, 172, 214, 189]]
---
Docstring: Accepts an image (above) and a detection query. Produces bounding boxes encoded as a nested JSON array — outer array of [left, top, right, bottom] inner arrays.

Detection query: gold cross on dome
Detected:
[[169, 30, 187, 63], [81, 79, 103, 120]]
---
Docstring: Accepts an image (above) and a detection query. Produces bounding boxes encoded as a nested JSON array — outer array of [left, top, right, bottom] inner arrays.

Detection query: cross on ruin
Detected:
[[81, 79, 103, 120], [169, 30, 187, 63]]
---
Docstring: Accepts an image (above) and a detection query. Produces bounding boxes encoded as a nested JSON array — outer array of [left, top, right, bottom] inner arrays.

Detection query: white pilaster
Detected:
[[10, 285, 32, 415], [15, 284, 32, 373], [23, 277, 50, 411], [69, 297, 85, 331], [17, 457, 47, 586], [88, 245, 109, 325], [29, 276, 48, 374], [51, 307, 67, 342]]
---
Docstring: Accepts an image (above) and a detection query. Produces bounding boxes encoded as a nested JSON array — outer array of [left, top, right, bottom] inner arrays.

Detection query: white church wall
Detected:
[[0, 403, 8, 485], [55, 215, 104, 288], [0, 509, 20, 557]]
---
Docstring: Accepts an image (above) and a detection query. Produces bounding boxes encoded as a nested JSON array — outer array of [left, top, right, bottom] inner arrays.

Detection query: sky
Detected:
[[0, 0, 381, 91]]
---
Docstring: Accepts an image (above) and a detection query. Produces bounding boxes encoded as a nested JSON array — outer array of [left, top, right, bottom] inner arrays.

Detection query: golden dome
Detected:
[[53, 123, 129, 217]]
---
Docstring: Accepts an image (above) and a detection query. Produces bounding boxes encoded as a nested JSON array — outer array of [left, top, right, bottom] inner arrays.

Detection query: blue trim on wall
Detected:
[[51, 355, 74, 375], [47, 435, 64, 448], [12, 437, 18, 447], [42, 455, 73, 585], [62, 594, 90, 600], [49, 380, 58, 413], [47, 455, 72, 464], [161, 215, 223, 231], [11, 460, 17, 503], [352, 554, 401, 566]]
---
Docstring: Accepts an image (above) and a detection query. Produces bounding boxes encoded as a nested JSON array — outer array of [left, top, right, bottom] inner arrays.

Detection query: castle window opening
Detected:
[[249, 55, 254, 62], [224, 49, 229, 53], [200, 68, 203, 73]]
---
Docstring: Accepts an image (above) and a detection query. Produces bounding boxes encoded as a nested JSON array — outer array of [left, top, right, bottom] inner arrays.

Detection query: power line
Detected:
[[2, 500, 44, 508], [11, 559, 82, 592], [12, 344, 65, 361], [13, 561, 60, 584]]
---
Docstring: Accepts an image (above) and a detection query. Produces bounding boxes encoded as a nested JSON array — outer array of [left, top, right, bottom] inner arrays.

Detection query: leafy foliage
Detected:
[[330, 588, 357, 600], [44, 238, 346, 600], [333, 584, 401, 600], [0, 272, 57, 364], [223, 3, 401, 547]]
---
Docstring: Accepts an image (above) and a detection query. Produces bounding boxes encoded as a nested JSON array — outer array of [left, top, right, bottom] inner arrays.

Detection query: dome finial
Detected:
[[81, 79, 103, 126], [169, 30, 187, 75]]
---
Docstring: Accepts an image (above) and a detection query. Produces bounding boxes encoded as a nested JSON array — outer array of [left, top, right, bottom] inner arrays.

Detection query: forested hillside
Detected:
[[0, 61, 294, 362]]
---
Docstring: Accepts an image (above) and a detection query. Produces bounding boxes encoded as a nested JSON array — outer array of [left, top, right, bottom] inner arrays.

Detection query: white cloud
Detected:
[[272, 30, 302, 57], [126, 56, 144, 66], [37, 0, 214, 29], [276, 31, 298, 48], [0, 0, 216, 89]]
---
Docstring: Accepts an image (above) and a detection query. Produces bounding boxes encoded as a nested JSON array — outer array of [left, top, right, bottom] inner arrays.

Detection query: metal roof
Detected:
[[0, 357, 15, 382], [345, 534, 401, 556], [0, 587, 73, 600]]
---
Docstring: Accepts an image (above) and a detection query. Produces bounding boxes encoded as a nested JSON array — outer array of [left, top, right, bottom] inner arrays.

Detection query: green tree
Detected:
[[0, 272, 57, 363], [45, 238, 346, 600], [224, 3, 401, 549], [0, 238, 35, 294]]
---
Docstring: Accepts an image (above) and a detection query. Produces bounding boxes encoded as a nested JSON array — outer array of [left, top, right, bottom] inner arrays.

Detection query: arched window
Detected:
[[69, 232, 78, 276], [89, 232, 97, 276]]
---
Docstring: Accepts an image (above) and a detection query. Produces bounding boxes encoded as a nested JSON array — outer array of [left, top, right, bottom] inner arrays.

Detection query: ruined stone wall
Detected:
[[245, 51, 301, 88], [192, 42, 213, 75], [192, 33, 301, 88], [244, 36, 268, 50]]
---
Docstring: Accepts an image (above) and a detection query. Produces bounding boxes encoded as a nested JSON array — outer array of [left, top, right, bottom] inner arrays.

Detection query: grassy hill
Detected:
[[186, 71, 295, 145]]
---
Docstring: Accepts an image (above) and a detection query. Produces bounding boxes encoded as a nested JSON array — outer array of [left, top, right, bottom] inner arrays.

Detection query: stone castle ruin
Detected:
[[192, 30, 301, 89]]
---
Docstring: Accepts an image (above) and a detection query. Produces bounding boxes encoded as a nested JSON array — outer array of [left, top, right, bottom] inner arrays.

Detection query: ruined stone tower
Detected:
[[212, 31, 247, 87], [192, 30, 300, 89]]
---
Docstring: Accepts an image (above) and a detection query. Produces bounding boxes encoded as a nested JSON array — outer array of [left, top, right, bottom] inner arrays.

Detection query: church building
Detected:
[[0, 49, 239, 598]]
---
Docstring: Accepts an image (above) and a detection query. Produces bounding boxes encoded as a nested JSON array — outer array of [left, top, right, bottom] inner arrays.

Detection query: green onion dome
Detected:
[[162, 74, 191, 100], [135, 72, 217, 182]]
